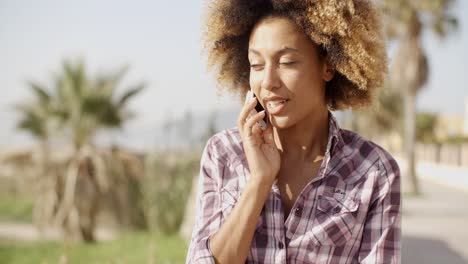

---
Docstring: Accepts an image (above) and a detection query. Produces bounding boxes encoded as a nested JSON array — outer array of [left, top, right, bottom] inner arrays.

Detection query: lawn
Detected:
[[0, 194, 33, 223], [0, 230, 188, 264], [0, 180, 190, 263]]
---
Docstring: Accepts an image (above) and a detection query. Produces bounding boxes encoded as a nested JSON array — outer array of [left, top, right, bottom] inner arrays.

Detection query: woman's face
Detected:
[[248, 16, 333, 129]]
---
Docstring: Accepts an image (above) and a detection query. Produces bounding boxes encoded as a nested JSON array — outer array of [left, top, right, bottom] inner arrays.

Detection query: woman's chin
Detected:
[[268, 116, 292, 129]]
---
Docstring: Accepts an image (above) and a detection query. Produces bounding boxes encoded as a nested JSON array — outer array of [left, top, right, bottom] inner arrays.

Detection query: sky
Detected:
[[1, 0, 467, 149]]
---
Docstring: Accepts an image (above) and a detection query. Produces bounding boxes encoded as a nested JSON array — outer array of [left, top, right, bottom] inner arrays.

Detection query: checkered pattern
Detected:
[[186, 112, 401, 264]]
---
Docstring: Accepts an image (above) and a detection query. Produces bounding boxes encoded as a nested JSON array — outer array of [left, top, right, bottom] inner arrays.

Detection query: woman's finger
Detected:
[[239, 92, 257, 121], [252, 121, 263, 135], [237, 91, 251, 129], [238, 91, 258, 130], [244, 110, 266, 137]]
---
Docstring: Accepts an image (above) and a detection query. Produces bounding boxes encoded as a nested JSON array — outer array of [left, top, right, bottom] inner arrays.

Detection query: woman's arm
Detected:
[[209, 91, 281, 264], [186, 91, 280, 264], [185, 136, 273, 264], [185, 137, 225, 264], [358, 158, 401, 264], [209, 178, 271, 264]]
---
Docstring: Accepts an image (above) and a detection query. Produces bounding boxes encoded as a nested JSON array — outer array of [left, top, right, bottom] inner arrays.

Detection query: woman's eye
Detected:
[[280, 61, 296, 65], [250, 64, 264, 70]]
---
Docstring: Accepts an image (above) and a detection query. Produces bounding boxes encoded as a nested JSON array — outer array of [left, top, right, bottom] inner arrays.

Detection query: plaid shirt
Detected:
[[186, 112, 401, 264]]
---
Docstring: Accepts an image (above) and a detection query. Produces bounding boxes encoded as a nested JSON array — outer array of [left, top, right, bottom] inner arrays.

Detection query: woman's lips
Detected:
[[266, 100, 288, 115]]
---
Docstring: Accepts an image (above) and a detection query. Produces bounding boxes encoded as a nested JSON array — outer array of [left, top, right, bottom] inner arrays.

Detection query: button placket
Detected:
[[294, 207, 302, 216]]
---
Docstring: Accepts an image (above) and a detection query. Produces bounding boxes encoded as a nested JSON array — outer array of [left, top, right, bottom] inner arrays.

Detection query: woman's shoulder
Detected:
[[203, 126, 245, 166], [339, 129, 400, 177]]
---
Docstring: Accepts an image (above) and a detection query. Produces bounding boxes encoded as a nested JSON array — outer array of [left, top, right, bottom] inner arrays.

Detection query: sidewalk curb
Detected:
[[395, 156, 468, 193]]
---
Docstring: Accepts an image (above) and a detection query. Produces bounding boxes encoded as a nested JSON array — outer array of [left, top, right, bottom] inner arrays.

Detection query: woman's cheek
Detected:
[[249, 73, 262, 89], [280, 69, 302, 85]]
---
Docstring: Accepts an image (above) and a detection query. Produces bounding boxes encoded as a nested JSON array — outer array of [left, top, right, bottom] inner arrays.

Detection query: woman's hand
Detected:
[[237, 90, 281, 186]]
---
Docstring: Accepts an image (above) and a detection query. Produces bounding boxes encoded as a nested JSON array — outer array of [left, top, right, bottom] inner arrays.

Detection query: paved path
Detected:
[[0, 223, 116, 242], [402, 179, 468, 263]]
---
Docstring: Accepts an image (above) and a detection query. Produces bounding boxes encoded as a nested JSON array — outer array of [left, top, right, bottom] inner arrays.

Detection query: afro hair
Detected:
[[201, 0, 388, 110]]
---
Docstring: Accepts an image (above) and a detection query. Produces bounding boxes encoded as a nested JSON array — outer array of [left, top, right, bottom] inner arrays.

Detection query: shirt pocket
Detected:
[[306, 195, 359, 247]]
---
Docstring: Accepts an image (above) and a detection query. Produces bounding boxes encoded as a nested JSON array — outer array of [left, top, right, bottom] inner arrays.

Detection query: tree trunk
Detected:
[[390, 15, 427, 195], [404, 91, 420, 194], [32, 140, 59, 237]]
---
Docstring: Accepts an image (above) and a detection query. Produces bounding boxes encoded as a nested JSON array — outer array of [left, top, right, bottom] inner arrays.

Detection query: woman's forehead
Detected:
[[248, 46, 299, 58], [248, 18, 317, 57]]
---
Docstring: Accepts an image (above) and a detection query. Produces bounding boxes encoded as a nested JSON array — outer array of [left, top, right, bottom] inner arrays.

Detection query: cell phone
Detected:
[[249, 91, 268, 130]]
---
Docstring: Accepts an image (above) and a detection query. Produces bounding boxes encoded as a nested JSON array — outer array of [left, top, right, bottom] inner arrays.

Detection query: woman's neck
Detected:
[[273, 109, 329, 163]]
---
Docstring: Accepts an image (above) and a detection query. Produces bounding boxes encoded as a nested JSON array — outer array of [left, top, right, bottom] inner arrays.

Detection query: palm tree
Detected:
[[380, 0, 458, 194], [15, 58, 146, 242], [54, 59, 145, 241], [53, 59, 144, 149]]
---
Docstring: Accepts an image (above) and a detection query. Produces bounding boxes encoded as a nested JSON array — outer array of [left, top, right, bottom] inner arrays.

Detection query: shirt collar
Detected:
[[326, 111, 345, 157]]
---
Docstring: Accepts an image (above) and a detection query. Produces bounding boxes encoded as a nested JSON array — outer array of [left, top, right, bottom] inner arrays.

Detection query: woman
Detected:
[[187, 1, 400, 263]]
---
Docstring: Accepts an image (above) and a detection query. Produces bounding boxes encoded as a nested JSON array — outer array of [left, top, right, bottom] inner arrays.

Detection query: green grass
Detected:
[[0, 195, 34, 222], [0, 231, 188, 264]]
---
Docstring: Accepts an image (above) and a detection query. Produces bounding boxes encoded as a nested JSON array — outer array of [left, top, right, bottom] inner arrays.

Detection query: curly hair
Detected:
[[201, 0, 387, 110]]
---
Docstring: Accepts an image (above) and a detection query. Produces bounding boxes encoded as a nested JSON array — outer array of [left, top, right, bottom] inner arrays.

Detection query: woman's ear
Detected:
[[323, 64, 335, 82]]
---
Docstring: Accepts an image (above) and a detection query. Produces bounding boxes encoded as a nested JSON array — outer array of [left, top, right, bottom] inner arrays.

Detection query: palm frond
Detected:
[[16, 57, 145, 147], [15, 103, 47, 138], [28, 82, 51, 105], [118, 83, 145, 107], [62, 58, 86, 98], [382, 0, 457, 39], [95, 65, 130, 97]]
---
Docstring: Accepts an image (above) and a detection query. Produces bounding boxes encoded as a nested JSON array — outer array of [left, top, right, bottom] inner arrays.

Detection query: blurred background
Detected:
[[0, 0, 467, 263]]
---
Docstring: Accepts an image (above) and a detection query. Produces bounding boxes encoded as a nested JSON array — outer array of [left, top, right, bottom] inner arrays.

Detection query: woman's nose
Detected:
[[261, 65, 280, 91]]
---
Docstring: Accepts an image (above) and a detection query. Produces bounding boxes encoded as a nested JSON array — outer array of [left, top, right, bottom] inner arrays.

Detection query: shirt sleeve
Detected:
[[358, 157, 401, 264], [185, 137, 225, 264]]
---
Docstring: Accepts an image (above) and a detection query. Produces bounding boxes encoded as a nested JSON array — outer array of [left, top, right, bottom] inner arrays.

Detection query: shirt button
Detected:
[[333, 206, 341, 213], [278, 242, 284, 249], [294, 207, 302, 215]]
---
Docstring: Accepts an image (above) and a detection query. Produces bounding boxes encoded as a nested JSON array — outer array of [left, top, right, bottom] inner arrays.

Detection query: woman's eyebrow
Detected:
[[248, 46, 299, 56]]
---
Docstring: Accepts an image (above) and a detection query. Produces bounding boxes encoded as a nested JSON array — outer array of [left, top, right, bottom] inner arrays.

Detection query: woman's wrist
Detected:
[[247, 176, 274, 197]]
